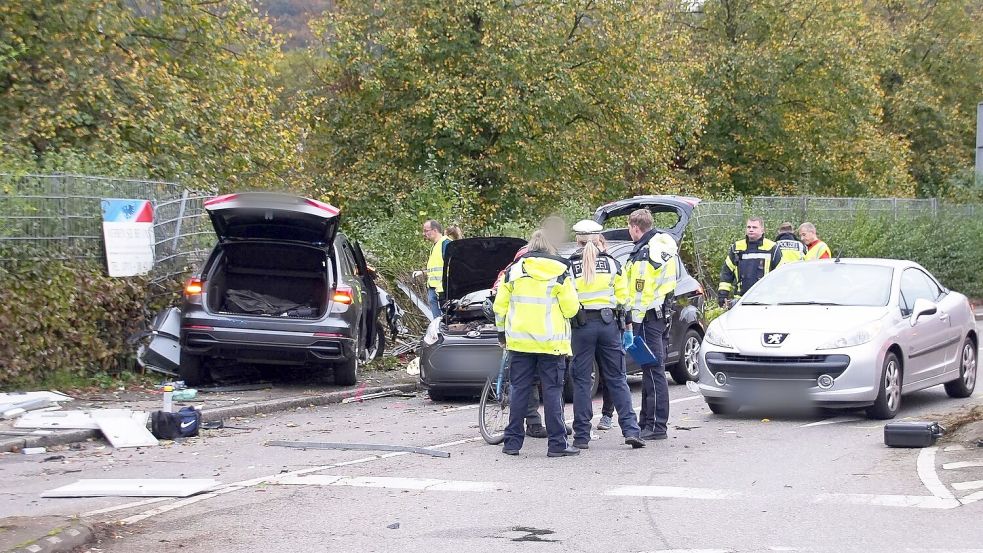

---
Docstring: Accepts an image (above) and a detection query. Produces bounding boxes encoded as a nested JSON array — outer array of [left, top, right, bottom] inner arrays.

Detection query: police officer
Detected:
[[774, 222, 807, 265], [568, 220, 645, 450], [718, 217, 782, 306], [625, 209, 678, 441], [422, 220, 451, 317], [494, 230, 581, 457]]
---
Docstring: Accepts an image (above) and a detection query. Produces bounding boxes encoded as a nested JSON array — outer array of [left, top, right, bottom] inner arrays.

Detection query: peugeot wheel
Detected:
[[944, 337, 977, 398], [867, 352, 902, 419]]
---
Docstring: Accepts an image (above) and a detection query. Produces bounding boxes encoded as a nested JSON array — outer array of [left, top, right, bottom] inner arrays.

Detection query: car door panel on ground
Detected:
[[899, 267, 954, 383]]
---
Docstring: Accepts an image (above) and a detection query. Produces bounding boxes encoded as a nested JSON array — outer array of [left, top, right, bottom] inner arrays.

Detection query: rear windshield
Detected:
[[740, 263, 893, 307]]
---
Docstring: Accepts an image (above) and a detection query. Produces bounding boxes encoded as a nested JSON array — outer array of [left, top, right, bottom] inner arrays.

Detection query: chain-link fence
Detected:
[[686, 196, 983, 295], [0, 173, 214, 292]]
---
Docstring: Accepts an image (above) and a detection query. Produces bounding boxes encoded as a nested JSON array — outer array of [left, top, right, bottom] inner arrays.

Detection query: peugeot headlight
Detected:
[[816, 319, 882, 350], [422, 317, 443, 346], [704, 319, 733, 349]]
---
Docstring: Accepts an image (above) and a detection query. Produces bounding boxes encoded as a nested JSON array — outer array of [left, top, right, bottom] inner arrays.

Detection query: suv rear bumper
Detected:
[[181, 325, 355, 366]]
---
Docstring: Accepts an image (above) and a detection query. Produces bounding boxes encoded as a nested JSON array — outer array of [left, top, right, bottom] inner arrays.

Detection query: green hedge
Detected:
[[688, 209, 983, 299], [0, 262, 147, 387]]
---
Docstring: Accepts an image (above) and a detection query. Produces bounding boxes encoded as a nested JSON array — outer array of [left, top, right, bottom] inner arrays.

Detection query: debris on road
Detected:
[[883, 421, 943, 448], [14, 409, 158, 449], [41, 478, 221, 498], [22, 447, 46, 455], [267, 440, 451, 458], [387, 522, 400, 530], [136, 307, 182, 376], [341, 390, 400, 403]]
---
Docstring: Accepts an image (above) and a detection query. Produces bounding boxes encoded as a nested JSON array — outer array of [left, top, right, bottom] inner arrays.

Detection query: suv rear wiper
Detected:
[[776, 301, 844, 306]]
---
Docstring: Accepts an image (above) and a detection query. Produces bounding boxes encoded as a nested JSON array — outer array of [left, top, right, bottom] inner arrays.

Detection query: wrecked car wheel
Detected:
[[179, 353, 208, 386], [334, 355, 358, 386]]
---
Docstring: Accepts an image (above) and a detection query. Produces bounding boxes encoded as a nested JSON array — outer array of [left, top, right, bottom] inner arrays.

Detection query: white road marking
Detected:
[[605, 485, 741, 500], [814, 493, 960, 509], [942, 461, 983, 470], [639, 550, 731, 553], [114, 436, 485, 525], [961, 490, 983, 504], [439, 404, 479, 413], [278, 474, 503, 492], [944, 444, 969, 452], [670, 395, 703, 404], [917, 447, 956, 499], [82, 497, 170, 517], [952, 480, 983, 491], [798, 416, 863, 428]]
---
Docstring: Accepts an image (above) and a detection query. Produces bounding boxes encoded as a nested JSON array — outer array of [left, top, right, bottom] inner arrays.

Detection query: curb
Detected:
[[0, 382, 420, 454], [3, 520, 93, 553]]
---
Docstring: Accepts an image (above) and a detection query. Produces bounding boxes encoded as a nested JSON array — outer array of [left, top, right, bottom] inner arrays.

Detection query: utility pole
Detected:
[[977, 102, 983, 187]]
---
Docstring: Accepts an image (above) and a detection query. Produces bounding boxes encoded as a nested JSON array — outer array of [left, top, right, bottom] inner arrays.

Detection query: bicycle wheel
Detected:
[[478, 375, 510, 445]]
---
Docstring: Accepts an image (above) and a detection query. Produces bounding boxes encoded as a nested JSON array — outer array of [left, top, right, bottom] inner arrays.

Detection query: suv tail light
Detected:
[[332, 285, 354, 305], [184, 277, 203, 297]]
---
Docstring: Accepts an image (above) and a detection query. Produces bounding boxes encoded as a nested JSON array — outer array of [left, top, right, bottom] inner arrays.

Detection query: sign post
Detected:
[[101, 199, 155, 277]]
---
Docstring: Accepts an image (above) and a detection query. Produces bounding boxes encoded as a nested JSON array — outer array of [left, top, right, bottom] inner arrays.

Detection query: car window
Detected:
[[335, 242, 356, 277], [899, 268, 941, 317], [739, 263, 893, 306]]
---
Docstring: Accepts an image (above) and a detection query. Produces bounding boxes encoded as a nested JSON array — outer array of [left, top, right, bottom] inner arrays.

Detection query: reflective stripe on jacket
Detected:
[[570, 251, 627, 309], [493, 253, 580, 355], [625, 230, 679, 323], [775, 233, 807, 265], [718, 237, 782, 297], [426, 236, 451, 292], [805, 240, 832, 261]]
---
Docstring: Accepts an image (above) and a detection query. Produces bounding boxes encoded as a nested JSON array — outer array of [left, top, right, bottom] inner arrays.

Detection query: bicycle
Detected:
[[478, 351, 511, 445]]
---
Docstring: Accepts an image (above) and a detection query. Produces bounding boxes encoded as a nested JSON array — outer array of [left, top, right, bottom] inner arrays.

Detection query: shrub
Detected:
[[0, 261, 147, 386]]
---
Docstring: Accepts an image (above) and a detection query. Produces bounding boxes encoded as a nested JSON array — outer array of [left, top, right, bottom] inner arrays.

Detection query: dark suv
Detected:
[[179, 193, 395, 386]]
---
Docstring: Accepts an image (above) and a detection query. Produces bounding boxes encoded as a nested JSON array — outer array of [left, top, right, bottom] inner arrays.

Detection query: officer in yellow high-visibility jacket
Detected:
[[799, 222, 832, 261], [718, 217, 782, 305], [422, 219, 451, 317], [774, 222, 807, 265], [624, 210, 678, 441], [493, 230, 581, 457], [568, 220, 645, 450]]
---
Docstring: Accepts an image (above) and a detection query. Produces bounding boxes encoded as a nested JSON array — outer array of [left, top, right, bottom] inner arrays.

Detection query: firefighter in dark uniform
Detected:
[[568, 220, 645, 450], [718, 217, 783, 306]]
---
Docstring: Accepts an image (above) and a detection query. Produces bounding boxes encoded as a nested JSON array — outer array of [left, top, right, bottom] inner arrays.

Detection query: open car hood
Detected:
[[443, 237, 527, 301], [592, 195, 700, 243], [204, 192, 340, 247]]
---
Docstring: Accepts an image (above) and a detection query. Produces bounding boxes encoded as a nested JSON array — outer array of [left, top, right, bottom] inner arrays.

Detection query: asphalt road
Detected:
[[3, 340, 981, 553]]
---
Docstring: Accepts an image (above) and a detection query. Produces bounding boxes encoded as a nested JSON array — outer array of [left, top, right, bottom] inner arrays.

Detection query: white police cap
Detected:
[[571, 219, 603, 234]]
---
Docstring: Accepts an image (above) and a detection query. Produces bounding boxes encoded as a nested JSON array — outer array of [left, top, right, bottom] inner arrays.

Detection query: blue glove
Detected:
[[622, 330, 634, 350]]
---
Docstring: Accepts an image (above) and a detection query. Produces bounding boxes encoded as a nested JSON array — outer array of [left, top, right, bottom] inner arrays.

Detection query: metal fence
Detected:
[[686, 196, 982, 293], [0, 173, 214, 290]]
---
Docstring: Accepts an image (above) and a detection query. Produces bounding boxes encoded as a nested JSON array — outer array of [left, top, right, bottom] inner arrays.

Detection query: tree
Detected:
[[686, 0, 913, 197], [0, 0, 306, 190], [303, 0, 706, 223], [870, 0, 983, 199]]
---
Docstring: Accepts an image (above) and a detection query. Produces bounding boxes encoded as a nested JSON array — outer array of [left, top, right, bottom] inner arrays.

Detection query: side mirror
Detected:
[[910, 298, 938, 326]]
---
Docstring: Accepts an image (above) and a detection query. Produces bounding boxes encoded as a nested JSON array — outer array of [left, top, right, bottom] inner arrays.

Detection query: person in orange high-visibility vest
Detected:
[[798, 222, 832, 261]]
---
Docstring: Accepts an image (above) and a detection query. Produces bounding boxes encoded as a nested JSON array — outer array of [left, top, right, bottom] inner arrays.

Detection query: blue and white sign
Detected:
[[101, 199, 155, 277]]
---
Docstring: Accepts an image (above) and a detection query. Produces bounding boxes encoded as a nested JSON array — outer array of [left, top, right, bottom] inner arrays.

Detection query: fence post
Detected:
[[931, 197, 938, 218], [800, 196, 807, 221], [171, 189, 189, 254], [736, 196, 744, 224], [893, 197, 898, 221]]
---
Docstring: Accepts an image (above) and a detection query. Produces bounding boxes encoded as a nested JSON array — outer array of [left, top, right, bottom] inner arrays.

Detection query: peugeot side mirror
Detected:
[[910, 298, 938, 326]]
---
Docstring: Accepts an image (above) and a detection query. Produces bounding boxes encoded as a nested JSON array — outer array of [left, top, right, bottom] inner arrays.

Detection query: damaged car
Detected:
[[179, 192, 399, 386], [419, 195, 707, 399]]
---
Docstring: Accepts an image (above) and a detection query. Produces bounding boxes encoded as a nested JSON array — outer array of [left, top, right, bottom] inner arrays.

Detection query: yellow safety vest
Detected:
[[775, 237, 807, 265], [493, 254, 580, 355], [804, 240, 832, 261], [571, 252, 628, 309], [426, 236, 451, 292], [625, 232, 679, 323]]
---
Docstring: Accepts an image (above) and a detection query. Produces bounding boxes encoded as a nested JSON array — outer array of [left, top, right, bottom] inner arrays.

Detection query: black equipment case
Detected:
[[884, 421, 944, 448]]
